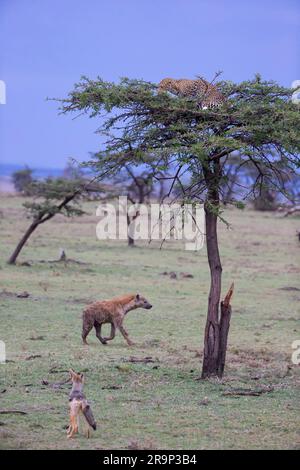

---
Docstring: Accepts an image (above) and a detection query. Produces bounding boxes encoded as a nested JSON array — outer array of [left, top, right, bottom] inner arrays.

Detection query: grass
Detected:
[[0, 194, 299, 449]]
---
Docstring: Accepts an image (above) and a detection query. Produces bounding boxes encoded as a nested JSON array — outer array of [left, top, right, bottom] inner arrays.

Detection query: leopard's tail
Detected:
[[82, 401, 97, 430]]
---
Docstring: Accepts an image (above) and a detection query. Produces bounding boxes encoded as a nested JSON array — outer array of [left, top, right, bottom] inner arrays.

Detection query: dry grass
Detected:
[[0, 195, 299, 449]]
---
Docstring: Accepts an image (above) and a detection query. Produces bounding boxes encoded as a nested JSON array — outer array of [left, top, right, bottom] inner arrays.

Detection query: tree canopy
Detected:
[[59, 75, 300, 208], [23, 177, 86, 220]]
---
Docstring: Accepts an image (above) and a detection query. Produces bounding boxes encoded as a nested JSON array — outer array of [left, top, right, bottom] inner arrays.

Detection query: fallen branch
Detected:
[[49, 366, 69, 374], [0, 410, 27, 415], [283, 205, 300, 217], [222, 386, 274, 397], [25, 354, 42, 361], [42, 377, 70, 389], [17, 291, 30, 298], [101, 385, 122, 390], [39, 258, 88, 265]]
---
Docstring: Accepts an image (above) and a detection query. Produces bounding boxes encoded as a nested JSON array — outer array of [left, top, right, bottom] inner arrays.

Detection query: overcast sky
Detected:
[[0, 0, 299, 169]]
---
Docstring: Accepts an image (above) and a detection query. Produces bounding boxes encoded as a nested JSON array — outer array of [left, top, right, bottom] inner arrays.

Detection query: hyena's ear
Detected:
[[136, 294, 140, 300]]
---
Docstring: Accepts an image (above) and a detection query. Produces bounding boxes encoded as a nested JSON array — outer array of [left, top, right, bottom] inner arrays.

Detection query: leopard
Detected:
[[158, 77, 225, 109]]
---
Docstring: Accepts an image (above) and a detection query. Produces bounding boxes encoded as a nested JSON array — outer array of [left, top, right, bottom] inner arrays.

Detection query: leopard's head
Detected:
[[158, 78, 176, 94]]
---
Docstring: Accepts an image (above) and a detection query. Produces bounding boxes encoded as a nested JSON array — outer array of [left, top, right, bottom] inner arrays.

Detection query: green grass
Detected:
[[0, 195, 299, 449]]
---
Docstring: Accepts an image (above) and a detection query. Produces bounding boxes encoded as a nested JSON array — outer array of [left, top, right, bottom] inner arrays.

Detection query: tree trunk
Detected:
[[128, 233, 135, 246], [7, 221, 39, 265], [217, 283, 234, 377], [201, 159, 234, 379], [201, 208, 222, 378], [127, 208, 140, 247], [201, 207, 234, 378], [127, 213, 135, 246]]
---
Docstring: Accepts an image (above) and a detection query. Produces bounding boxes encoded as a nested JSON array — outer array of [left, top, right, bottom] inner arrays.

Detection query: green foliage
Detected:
[[60, 76, 300, 209], [23, 178, 85, 220], [12, 167, 34, 194], [235, 200, 246, 210]]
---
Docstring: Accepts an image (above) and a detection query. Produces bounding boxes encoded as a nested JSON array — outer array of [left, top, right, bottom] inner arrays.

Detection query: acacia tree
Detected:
[[12, 167, 34, 195], [112, 164, 168, 246], [7, 178, 86, 265], [60, 75, 300, 378], [8, 170, 120, 265]]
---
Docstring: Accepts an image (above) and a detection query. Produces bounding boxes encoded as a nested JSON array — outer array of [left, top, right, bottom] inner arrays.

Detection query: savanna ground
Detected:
[[0, 194, 299, 450]]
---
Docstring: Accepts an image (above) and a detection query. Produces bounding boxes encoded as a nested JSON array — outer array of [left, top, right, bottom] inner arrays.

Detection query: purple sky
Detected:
[[0, 0, 299, 169]]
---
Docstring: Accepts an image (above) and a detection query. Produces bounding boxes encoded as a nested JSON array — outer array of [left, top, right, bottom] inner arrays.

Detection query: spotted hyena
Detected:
[[82, 294, 152, 346]]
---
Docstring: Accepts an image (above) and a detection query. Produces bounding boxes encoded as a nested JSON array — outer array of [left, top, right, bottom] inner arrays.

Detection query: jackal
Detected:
[[82, 294, 152, 346], [67, 369, 96, 439]]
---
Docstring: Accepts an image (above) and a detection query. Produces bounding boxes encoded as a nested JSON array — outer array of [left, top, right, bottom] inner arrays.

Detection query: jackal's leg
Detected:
[[67, 413, 78, 438], [118, 324, 134, 346], [83, 417, 91, 438], [67, 414, 75, 438], [67, 402, 74, 437], [67, 401, 80, 438], [94, 322, 107, 345], [66, 421, 73, 434], [68, 414, 78, 438], [103, 323, 116, 342]]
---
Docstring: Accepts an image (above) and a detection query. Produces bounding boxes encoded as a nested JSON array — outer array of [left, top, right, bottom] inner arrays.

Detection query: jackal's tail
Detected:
[[82, 401, 96, 430]]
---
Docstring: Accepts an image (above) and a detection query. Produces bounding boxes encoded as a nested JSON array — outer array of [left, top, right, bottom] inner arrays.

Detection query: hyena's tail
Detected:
[[82, 401, 97, 430]]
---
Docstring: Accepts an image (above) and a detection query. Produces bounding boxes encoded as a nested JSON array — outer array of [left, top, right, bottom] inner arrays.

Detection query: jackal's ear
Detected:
[[80, 373, 84, 382], [69, 369, 76, 379], [136, 294, 140, 300]]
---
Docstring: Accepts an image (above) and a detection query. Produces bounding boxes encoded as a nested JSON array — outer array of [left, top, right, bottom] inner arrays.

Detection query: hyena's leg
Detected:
[[103, 323, 116, 342], [82, 318, 94, 345], [94, 322, 108, 345], [118, 324, 134, 346]]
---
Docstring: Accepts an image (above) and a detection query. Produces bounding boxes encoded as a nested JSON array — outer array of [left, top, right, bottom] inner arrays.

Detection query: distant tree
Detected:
[[12, 167, 34, 194], [60, 75, 300, 378], [87, 151, 170, 245], [284, 171, 300, 205], [63, 161, 85, 180], [114, 164, 167, 246], [124, 166, 153, 246], [253, 187, 277, 211], [8, 178, 86, 265]]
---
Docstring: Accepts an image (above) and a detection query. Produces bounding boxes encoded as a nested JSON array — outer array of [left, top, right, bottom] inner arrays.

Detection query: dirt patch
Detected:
[[121, 356, 159, 364], [28, 335, 45, 341], [0, 290, 30, 299], [127, 438, 157, 450], [160, 271, 194, 279]]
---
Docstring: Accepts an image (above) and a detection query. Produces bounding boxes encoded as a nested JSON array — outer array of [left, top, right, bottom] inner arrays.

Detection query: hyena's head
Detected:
[[134, 293, 152, 310], [69, 369, 84, 384]]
